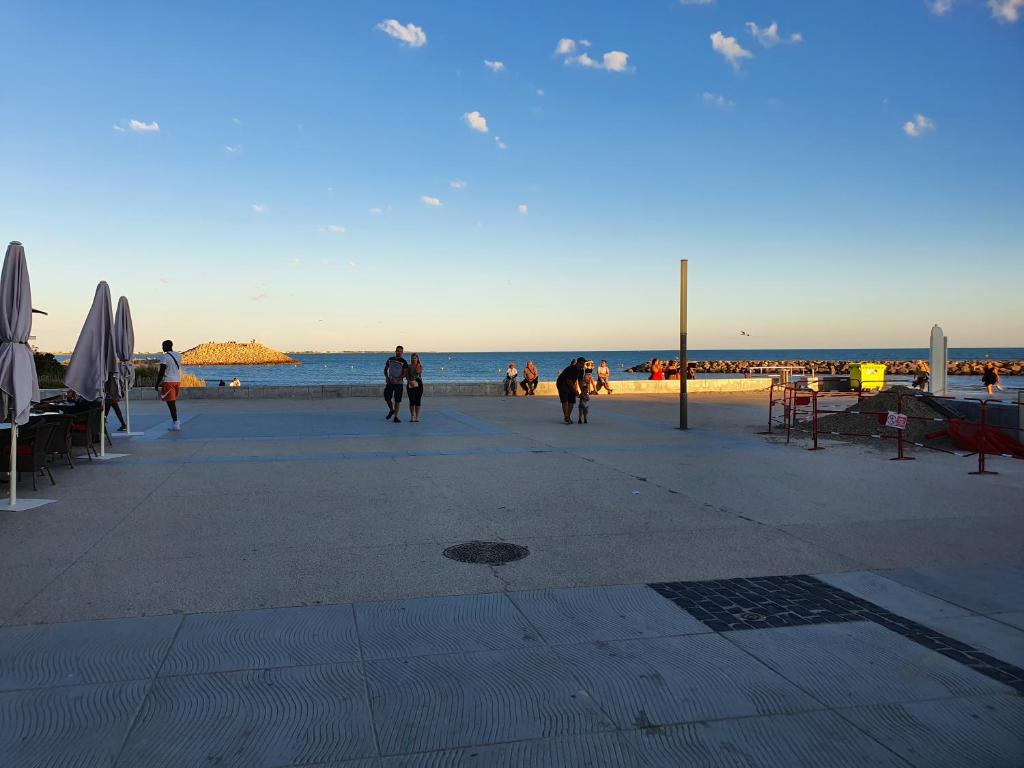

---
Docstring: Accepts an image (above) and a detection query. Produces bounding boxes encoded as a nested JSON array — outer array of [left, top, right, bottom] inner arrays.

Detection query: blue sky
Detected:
[[2, 0, 1022, 352]]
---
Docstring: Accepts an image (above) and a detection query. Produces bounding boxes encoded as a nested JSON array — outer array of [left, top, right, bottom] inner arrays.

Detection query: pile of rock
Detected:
[[812, 386, 952, 448], [181, 341, 298, 366], [625, 359, 1022, 376]]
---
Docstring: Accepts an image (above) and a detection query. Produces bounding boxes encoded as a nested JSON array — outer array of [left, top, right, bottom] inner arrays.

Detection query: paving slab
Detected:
[[508, 585, 709, 645], [0, 614, 181, 691], [160, 603, 360, 676], [0, 681, 148, 767], [881, 565, 1024, 614], [726, 621, 1013, 707], [379, 731, 642, 767], [838, 694, 1024, 768], [816, 570, 975, 624], [553, 634, 819, 729], [355, 593, 542, 660], [624, 709, 908, 768], [118, 663, 376, 768], [365, 647, 615, 756], [919, 615, 1024, 668]]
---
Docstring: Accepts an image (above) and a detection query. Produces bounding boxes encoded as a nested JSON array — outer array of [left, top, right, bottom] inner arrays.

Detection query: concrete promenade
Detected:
[[0, 392, 1021, 766]]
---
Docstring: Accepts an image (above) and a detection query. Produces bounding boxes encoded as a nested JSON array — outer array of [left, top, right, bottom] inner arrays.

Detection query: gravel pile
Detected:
[[810, 386, 952, 448]]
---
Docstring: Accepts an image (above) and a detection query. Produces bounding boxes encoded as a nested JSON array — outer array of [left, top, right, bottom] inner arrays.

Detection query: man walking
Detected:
[[596, 360, 614, 394], [555, 357, 586, 425], [154, 339, 182, 431], [384, 345, 409, 423]]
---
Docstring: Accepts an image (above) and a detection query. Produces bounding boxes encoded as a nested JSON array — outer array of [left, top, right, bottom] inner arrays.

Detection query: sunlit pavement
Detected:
[[1, 393, 1021, 766]]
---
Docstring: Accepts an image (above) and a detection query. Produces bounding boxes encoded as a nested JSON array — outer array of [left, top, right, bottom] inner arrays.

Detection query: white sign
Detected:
[[885, 411, 908, 430]]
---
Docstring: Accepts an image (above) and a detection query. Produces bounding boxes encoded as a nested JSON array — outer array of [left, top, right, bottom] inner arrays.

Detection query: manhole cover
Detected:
[[443, 541, 529, 566], [736, 611, 765, 621]]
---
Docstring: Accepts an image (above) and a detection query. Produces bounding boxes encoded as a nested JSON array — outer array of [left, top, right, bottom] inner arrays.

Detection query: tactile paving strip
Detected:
[[649, 574, 1024, 693]]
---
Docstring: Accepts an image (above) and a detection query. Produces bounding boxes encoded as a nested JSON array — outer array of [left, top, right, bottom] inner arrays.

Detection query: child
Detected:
[[577, 388, 590, 424]]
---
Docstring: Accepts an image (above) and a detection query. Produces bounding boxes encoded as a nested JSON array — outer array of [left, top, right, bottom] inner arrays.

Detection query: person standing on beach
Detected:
[[406, 352, 424, 422], [913, 360, 930, 391], [520, 360, 539, 395], [384, 346, 409, 422], [982, 362, 1002, 395], [556, 357, 586, 425], [649, 358, 664, 381], [154, 339, 182, 431], [595, 360, 613, 394], [504, 362, 518, 396]]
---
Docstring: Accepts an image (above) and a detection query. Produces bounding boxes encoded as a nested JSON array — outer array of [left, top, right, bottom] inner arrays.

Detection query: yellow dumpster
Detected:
[[850, 363, 886, 390]]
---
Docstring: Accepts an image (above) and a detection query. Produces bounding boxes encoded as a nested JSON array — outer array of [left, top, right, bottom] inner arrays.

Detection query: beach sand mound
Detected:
[[181, 341, 298, 366], [813, 386, 952, 448]]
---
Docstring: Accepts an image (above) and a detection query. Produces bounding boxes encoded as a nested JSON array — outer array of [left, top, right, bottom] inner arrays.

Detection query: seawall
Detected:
[[41, 378, 771, 401]]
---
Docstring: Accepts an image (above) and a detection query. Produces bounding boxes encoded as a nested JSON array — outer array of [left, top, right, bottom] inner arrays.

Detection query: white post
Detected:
[[928, 324, 948, 397], [8, 417, 16, 507], [99, 395, 106, 459], [124, 387, 131, 434]]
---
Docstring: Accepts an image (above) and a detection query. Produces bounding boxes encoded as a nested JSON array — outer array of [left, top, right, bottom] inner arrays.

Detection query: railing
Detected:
[[764, 384, 1024, 476]]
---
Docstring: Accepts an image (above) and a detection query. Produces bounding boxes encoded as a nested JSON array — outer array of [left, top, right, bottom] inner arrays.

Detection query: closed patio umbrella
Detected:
[[64, 281, 120, 459], [0, 242, 44, 509], [112, 296, 140, 434]]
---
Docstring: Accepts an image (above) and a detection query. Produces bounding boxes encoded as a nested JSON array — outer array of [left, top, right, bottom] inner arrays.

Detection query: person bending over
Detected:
[[556, 357, 586, 425]]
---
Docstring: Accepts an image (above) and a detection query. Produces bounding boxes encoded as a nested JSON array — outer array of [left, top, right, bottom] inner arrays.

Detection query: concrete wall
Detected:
[[42, 377, 771, 402]]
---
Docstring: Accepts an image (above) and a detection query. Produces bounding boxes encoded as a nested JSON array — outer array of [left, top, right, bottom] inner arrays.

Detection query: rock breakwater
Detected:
[[626, 359, 1023, 376], [181, 341, 299, 366]]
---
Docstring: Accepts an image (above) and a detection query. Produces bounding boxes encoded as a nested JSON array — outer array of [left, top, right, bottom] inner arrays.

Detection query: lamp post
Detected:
[[679, 259, 688, 430]]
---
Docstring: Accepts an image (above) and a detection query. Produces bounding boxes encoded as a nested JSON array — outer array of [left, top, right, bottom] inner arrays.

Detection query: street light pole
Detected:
[[679, 259, 688, 430]]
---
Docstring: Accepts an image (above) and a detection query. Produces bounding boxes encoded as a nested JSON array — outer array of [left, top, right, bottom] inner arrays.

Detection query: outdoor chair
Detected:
[[0, 421, 57, 490], [42, 413, 74, 468], [70, 408, 110, 459]]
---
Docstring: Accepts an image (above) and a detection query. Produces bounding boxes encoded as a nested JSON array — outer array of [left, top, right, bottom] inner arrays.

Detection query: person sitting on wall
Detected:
[[229, 377, 241, 387], [686, 363, 698, 380]]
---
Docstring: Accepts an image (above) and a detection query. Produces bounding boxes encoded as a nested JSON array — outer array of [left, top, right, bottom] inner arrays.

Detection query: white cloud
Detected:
[[495, 136, 507, 150], [745, 21, 803, 47], [370, 207, 384, 215], [536, 89, 545, 96], [420, 195, 442, 206], [579, 39, 592, 47], [450, 179, 467, 189], [561, 45, 631, 72], [517, 204, 528, 215], [902, 114, 936, 137], [112, 124, 125, 132], [702, 91, 735, 108], [251, 293, 268, 302], [710, 31, 753, 70], [463, 110, 489, 133], [989, 0, 1023, 21], [680, 0, 714, 4], [159, 277, 170, 285], [251, 203, 268, 214], [375, 19, 427, 47], [232, 116, 242, 125], [484, 59, 505, 72], [129, 119, 160, 133], [327, 224, 346, 234], [225, 144, 242, 153], [555, 38, 576, 55], [928, 0, 956, 14]]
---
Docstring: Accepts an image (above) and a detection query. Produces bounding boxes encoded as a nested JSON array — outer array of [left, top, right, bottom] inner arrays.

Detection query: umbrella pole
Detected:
[[125, 387, 131, 434], [99, 396, 106, 459], [8, 409, 16, 507]]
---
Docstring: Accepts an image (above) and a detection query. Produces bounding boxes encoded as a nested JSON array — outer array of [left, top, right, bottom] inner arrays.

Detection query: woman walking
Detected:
[[407, 353, 424, 422]]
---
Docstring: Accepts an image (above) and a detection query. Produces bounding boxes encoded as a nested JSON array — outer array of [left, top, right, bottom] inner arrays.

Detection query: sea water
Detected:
[[161, 348, 1022, 393]]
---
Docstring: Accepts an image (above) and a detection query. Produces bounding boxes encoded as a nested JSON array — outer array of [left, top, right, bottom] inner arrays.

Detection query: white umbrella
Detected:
[[112, 296, 141, 434], [64, 282, 122, 459], [0, 242, 49, 510]]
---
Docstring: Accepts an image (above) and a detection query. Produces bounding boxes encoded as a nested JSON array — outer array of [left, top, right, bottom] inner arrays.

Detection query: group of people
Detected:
[[382, 346, 425, 423], [504, 359, 615, 400], [912, 360, 1003, 395]]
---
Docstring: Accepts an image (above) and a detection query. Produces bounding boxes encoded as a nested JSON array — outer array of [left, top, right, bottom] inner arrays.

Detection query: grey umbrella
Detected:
[[112, 296, 137, 432], [0, 242, 42, 507], [64, 282, 116, 457]]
